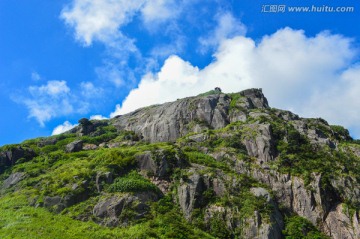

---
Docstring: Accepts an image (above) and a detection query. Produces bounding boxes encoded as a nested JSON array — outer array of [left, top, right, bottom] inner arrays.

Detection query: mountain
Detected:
[[1, 88, 360, 239]]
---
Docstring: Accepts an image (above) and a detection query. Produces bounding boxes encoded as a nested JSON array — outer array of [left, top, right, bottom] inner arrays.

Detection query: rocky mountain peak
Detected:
[[0, 88, 359, 239], [111, 88, 269, 143]]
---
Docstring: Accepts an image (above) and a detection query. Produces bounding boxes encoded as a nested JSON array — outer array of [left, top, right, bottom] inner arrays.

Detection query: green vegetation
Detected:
[[109, 171, 160, 193], [283, 216, 329, 239], [184, 150, 229, 171], [197, 90, 219, 97]]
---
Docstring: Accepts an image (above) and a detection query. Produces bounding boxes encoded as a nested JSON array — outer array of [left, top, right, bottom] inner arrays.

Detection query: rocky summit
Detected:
[[1, 88, 360, 239]]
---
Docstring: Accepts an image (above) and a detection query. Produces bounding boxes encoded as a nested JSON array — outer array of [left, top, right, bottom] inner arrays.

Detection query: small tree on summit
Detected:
[[214, 87, 222, 93]]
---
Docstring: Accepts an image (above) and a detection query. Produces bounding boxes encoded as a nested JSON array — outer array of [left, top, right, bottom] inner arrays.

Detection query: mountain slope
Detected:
[[1, 88, 360, 239]]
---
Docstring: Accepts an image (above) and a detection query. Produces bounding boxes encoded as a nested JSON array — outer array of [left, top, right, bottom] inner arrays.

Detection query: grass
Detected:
[[0, 190, 213, 239], [108, 171, 160, 193]]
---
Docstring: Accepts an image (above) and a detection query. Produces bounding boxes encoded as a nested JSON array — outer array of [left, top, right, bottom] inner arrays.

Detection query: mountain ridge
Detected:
[[0, 88, 359, 239]]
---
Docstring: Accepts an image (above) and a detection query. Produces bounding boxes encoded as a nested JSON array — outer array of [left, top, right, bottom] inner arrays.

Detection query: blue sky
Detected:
[[1, 0, 360, 146]]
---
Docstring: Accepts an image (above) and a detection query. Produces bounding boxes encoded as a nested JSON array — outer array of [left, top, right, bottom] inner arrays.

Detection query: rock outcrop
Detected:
[[0, 146, 36, 172], [65, 140, 83, 153], [93, 192, 159, 227], [2, 172, 26, 189], [112, 88, 268, 143]]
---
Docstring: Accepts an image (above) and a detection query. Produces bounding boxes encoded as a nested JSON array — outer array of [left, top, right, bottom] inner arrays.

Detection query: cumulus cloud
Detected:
[[110, 55, 200, 117], [199, 12, 247, 53], [80, 81, 103, 98], [61, 0, 179, 46], [111, 27, 360, 137], [52, 121, 77, 135], [22, 81, 73, 125], [90, 115, 108, 120], [19, 80, 93, 126], [29, 80, 70, 97], [61, 0, 145, 46], [302, 65, 360, 137], [141, 0, 178, 25]]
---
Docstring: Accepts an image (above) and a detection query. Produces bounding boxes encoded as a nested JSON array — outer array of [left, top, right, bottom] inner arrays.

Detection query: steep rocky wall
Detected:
[[111, 88, 268, 142]]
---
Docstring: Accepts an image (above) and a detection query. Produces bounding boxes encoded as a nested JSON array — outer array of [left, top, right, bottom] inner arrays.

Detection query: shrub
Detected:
[[283, 216, 329, 239], [109, 171, 159, 193]]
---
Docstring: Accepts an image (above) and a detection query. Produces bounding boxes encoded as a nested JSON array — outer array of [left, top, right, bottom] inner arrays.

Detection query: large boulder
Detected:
[[93, 192, 159, 227], [2, 172, 26, 189], [43, 181, 90, 213], [65, 140, 83, 153], [244, 187, 284, 239], [242, 123, 275, 164], [137, 149, 187, 178], [178, 171, 209, 219], [95, 171, 113, 193], [0, 146, 36, 171]]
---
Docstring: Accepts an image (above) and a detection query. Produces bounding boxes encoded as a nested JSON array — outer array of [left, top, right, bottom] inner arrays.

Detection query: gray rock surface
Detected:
[[137, 149, 186, 178], [246, 187, 284, 239], [2, 172, 26, 189], [178, 171, 208, 219], [93, 192, 159, 227], [242, 123, 275, 164], [111, 88, 268, 143], [0, 146, 36, 170], [324, 203, 360, 239], [96, 171, 113, 192], [65, 140, 83, 153]]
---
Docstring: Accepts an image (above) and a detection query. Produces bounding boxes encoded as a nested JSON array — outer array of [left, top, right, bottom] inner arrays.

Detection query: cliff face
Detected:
[[111, 88, 269, 142], [1, 88, 360, 239]]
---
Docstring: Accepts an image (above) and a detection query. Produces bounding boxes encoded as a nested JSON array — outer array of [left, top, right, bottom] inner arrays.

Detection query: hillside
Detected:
[[1, 88, 360, 239]]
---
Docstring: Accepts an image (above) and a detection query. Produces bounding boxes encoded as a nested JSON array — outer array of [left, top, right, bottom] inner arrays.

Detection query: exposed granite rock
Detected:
[[44, 181, 90, 213], [331, 176, 360, 208], [239, 88, 269, 109], [243, 210, 282, 239], [0, 146, 36, 171], [324, 203, 360, 239], [83, 144, 98, 150], [112, 89, 268, 143], [242, 124, 275, 164], [2, 172, 26, 189], [65, 140, 83, 153], [137, 149, 187, 178], [37, 137, 58, 147], [93, 192, 159, 227], [44, 196, 65, 213], [178, 171, 208, 219], [96, 172, 113, 193], [244, 187, 284, 239]]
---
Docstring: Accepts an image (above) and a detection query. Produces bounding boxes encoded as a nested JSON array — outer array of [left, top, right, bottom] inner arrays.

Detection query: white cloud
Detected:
[[61, 0, 145, 46], [31, 71, 41, 81], [80, 81, 103, 98], [141, 0, 178, 26], [199, 12, 247, 53], [110, 55, 200, 117], [61, 0, 179, 45], [111, 27, 360, 137], [29, 80, 70, 97], [90, 115, 108, 120], [302, 64, 360, 136], [20, 80, 73, 125], [52, 121, 78, 135], [18, 80, 93, 126]]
